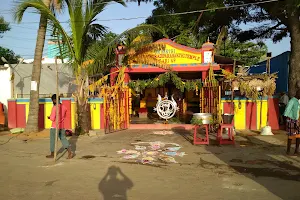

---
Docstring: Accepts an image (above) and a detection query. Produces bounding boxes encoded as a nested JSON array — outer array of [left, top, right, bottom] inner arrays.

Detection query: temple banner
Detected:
[[130, 39, 202, 66]]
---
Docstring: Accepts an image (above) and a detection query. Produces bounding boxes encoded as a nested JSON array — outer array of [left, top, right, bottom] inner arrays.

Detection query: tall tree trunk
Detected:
[[25, 0, 51, 133], [287, 7, 300, 97], [75, 78, 90, 135]]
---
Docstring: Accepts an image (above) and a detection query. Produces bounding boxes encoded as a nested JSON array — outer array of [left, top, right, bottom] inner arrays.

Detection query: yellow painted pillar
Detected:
[[234, 100, 246, 129], [257, 99, 268, 129], [25, 102, 29, 122], [90, 103, 100, 130], [44, 99, 53, 129], [71, 101, 76, 130]]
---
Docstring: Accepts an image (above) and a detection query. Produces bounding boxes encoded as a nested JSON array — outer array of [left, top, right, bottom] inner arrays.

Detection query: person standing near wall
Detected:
[[46, 94, 73, 159], [279, 92, 289, 125], [283, 91, 300, 155]]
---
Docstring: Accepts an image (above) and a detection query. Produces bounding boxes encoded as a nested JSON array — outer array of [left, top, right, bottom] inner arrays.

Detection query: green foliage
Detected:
[[128, 72, 202, 93], [87, 24, 167, 71], [220, 38, 268, 66], [190, 116, 203, 125], [147, 0, 267, 65], [0, 16, 10, 37], [0, 47, 20, 65]]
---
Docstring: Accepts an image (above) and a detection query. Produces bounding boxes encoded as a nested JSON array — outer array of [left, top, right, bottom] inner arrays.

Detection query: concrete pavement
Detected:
[[0, 129, 299, 200]]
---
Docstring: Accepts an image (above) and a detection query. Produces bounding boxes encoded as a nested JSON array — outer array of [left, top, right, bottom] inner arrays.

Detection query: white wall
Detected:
[[0, 65, 11, 108], [0, 65, 12, 126]]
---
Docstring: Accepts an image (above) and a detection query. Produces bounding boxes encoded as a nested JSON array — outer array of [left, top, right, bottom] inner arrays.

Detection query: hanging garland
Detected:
[[127, 72, 202, 93]]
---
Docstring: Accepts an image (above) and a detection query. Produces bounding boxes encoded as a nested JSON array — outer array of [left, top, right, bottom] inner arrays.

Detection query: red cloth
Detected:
[[49, 104, 67, 129]]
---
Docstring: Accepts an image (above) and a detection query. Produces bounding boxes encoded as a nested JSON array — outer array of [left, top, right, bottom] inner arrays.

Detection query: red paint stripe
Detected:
[[61, 100, 71, 129], [268, 98, 280, 130], [16, 104, 26, 128], [38, 104, 44, 129], [246, 102, 257, 130], [124, 66, 220, 73], [8, 100, 17, 128], [100, 103, 104, 129]]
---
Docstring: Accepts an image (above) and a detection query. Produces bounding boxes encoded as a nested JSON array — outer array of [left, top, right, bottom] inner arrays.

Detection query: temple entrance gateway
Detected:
[[110, 39, 235, 126]]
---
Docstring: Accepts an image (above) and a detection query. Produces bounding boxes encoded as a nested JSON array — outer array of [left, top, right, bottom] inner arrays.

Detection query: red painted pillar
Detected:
[[202, 70, 208, 81], [100, 103, 104, 129], [124, 72, 130, 84], [62, 100, 71, 129], [246, 102, 257, 130], [8, 100, 17, 128], [268, 97, 279, 130], [38, 104, 45, 129], [16, 104, 26, 128]]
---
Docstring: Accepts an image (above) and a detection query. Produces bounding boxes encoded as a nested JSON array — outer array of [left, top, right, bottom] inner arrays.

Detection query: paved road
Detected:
[[0, 130, 299, 200]]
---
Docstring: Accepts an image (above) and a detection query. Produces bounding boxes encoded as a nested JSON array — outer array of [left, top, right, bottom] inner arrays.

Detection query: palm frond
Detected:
[[14, 0, 75, 63], [86, 24, 168, 72], [14, 0, 46, 23], [125, 43, 170, 70]]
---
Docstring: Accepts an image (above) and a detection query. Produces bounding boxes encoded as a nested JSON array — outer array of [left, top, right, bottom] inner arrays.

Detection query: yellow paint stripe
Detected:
[[44, 102, 53, 129], [71, 102, 76, 129], [90, 103, 100, 130], [257, 100, 268, 130], [234, 101, 246, 129]]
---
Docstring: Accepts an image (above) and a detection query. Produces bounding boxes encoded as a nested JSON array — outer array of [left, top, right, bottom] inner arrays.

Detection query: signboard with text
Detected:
[[131, 39, 202, 66]]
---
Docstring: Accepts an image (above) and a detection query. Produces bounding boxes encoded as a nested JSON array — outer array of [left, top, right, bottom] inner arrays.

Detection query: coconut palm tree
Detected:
[[14, 0, 65, 133], [15, 0, 166, 134]]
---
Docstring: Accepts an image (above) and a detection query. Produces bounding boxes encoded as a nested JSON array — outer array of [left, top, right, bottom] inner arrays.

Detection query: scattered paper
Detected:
[[153, 131, 174, 135], [135, 145, 146, 151], [123, 153, 140, 159], [31, 81, 37, 91], [165, 147, 181, 152]]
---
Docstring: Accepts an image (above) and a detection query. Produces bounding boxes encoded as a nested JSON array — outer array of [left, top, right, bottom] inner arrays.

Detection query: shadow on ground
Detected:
[[173, 127, 300, 199], [57, 134, 79, 160], [99, 166, 133, 200]]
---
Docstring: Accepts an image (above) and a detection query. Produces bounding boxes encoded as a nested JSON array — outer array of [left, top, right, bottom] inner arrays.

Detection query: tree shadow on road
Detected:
[[203, 135, 300, 200], [99, 166, 133, 200]]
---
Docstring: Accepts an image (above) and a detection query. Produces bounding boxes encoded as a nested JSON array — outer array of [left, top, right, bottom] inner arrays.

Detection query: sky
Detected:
[[0, 0, 291, 59]]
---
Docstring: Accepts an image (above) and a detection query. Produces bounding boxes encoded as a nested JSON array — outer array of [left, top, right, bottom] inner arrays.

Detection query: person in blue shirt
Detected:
[[284, 91, 300, 155]]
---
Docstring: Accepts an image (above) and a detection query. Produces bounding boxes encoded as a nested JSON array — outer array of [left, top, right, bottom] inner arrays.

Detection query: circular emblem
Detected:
[[154, 94, 179, 120]]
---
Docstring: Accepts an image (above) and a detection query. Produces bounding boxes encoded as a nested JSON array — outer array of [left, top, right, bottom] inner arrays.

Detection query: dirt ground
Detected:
[[0, 129, 299, 200]]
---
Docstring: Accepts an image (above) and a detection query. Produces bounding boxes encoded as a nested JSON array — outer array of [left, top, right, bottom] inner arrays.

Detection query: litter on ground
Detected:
[[153, 131, 174, 135]]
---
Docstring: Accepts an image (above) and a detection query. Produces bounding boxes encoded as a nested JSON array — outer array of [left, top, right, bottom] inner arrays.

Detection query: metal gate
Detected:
[[102, 87, 129, 134]]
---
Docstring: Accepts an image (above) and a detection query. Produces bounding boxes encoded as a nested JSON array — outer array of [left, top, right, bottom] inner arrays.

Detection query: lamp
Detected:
[[116, 43, 126, 66], [117, 43, 125, 52]]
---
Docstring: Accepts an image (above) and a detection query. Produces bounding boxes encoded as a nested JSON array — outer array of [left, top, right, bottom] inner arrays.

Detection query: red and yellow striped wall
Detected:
[[7, 96, 279, 131], [221, 97, 279, 130], [8, 98, 105, 130]]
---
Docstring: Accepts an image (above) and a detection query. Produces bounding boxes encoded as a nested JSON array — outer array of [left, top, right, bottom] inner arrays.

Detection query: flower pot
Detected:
[[222, 113, 234, 124]]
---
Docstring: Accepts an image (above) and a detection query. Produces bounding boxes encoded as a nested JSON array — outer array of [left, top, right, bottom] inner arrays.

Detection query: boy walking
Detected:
[[46, 94, 72, 159]]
